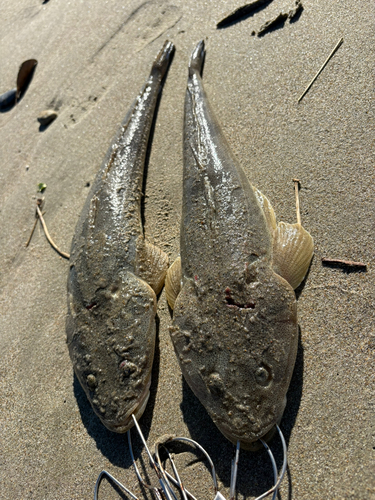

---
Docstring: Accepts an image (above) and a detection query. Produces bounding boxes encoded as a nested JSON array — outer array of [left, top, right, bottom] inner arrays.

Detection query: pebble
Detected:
[[37, 109, 58, 126]]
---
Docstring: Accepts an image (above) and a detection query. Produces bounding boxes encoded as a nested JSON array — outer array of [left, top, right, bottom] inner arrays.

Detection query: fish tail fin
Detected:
[[189, 40, 205, 77], [152, 40, 175, 78]]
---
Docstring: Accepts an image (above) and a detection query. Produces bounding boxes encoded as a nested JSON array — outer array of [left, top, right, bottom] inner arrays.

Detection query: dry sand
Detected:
[[0, 0, 374, 498]]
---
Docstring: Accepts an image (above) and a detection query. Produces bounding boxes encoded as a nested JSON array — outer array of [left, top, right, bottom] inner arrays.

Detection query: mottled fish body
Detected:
[[66, 41, 174, 432], [166, 41, 313, 448]]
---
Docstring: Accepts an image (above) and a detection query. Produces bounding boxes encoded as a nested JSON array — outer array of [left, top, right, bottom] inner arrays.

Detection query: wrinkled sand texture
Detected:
[[0, 0, 374, 499]]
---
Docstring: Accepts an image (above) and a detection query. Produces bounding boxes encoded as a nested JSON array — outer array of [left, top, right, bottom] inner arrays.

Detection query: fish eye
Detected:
[[255, 364, 272, 386]]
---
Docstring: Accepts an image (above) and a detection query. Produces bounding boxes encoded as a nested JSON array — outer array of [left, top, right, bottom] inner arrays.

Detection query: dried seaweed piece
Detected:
[[322, 258, 367, 271], [16, 59, 38, 102], [0, 59, 37, 111], [257, 12, 288, 36], [288, 0, 303, 21], [217, 0, 274, 28]]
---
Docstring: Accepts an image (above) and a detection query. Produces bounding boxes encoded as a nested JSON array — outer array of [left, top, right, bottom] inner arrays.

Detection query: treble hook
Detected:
[[94, 418, 288, 500]]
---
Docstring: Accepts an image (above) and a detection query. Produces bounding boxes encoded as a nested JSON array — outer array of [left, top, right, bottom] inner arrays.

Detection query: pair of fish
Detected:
[[66, 40, 313, 448]]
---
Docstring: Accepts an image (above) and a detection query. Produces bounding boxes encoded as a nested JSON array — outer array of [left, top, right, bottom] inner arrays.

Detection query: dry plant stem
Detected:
[[322, 258, 367, 268], [292, 178, 301, 225], [298, 37, 343, 102], [35, 204, 70, 259], [25, 210, 45, 247]]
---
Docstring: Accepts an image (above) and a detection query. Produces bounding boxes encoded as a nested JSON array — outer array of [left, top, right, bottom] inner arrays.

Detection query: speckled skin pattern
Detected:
[[170, 41, 298, 448], [66, 42, 173, 433]]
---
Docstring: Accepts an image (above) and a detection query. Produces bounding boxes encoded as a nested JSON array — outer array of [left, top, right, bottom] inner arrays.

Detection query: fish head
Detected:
[[66, 269, 157, 433], [171, 265, 298, 447]]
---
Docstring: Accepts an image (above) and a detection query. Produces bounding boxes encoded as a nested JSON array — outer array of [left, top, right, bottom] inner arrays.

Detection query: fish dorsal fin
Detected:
[[253, 187, 277, 235]]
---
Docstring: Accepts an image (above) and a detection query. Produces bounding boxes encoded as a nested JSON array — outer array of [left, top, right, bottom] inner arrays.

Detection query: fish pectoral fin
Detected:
[[253, 187, 277, 234], [272, 222, 314, 290], [165, 256, 182, 310], [136, 240, 169, 295]]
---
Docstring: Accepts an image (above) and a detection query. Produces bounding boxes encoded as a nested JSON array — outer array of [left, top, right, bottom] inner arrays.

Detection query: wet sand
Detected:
[[0, 0, 374, 498]]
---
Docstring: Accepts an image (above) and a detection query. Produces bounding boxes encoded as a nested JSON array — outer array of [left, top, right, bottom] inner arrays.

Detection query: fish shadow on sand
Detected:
[[179, 326, 304, 498], [73, 314, 161, 468]]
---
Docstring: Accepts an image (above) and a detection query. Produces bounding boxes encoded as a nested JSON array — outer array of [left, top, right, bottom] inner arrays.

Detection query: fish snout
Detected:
[[91, 377, 151, 434]]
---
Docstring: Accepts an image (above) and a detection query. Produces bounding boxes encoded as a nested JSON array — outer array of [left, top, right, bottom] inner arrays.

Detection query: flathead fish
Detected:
[[166, 41, 313, 448], [66, 41, 174, 432]]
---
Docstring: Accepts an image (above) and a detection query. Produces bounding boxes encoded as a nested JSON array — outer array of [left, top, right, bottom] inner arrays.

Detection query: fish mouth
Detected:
[[218, 397, 286, 450], [98, 380, 151, 433], [240, 425, 278, 451], [219, 419, 279, 451]]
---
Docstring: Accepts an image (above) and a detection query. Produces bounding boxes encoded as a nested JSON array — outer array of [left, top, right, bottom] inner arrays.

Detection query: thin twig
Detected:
[[35, 204, 70, 259], [298, 37, 343, 102], [322, 257, 367, 269]]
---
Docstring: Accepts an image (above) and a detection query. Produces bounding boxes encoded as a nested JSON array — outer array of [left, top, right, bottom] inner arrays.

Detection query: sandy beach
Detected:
[[0, 0, 374, 498]]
